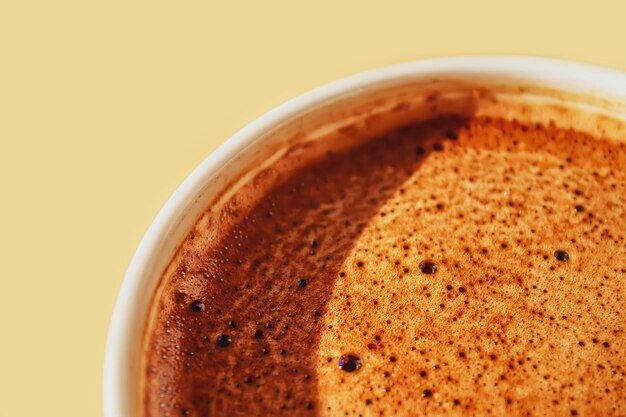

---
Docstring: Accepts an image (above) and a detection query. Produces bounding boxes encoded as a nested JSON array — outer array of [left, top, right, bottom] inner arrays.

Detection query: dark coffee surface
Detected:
[[144, 116, 626, 416]]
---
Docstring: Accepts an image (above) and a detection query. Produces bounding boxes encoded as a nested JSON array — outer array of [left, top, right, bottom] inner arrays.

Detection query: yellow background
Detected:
[[1, 1, 626, 415]]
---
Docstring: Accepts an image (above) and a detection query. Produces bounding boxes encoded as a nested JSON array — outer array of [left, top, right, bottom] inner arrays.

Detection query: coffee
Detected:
[[143, 113, 626, 416]]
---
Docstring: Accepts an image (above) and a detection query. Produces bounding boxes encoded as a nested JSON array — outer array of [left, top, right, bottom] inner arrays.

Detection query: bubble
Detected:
[[175, 290, 187, 302], [415, 146, 425, 155], [254, 330, 264, 339], [575, 205, 585, 212], [422, 389, 433, 398], [190, 300, 204, 312], [419, 261, 438, 274], [338, 354, 362, 372], [444, 130, 459, 140], [216, 334, 232, 348], [297, 279, 308, 288], [228, 320, 238, 328], [554, 250, 570, 262], [433, 143, 444, 152]]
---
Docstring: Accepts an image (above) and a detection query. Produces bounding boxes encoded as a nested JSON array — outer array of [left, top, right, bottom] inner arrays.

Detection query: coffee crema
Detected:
[[143, 110, 626, 416]]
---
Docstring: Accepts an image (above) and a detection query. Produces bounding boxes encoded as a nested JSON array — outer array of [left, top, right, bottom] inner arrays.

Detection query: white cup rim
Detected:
[[103, 55, 626, 417]]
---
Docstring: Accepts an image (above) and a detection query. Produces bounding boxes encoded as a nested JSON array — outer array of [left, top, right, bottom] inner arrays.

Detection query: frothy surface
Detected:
[[144, 116, 626, 416]]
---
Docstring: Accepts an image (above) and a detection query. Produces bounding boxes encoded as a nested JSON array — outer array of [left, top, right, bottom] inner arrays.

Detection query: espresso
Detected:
[[144, 115, 626, 416]]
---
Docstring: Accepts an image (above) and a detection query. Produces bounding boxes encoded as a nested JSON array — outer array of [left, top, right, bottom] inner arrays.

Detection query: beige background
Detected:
[[1, 1, 626, 415]]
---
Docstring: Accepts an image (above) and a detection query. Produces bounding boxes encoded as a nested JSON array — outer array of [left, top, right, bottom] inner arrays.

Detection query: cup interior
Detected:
[[103, 57, 626, 417]]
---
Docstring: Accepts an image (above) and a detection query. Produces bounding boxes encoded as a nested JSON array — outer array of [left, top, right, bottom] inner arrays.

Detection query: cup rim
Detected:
[[103, 55, 626, 417]]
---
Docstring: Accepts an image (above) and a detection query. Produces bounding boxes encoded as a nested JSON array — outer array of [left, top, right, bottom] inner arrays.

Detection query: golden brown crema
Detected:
[[144, 103, 626, 416]]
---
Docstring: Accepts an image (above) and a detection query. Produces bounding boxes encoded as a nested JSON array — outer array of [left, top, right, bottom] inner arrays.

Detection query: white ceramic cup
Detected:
[[103, 56, 626, 417]]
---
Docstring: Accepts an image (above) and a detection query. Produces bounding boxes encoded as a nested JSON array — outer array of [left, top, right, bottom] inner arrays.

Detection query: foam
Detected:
[[144, 116, 626, 416]]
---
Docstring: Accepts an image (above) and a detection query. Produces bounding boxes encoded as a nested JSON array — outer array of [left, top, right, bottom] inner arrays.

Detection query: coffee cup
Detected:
[[103, 56, 626, 417]]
